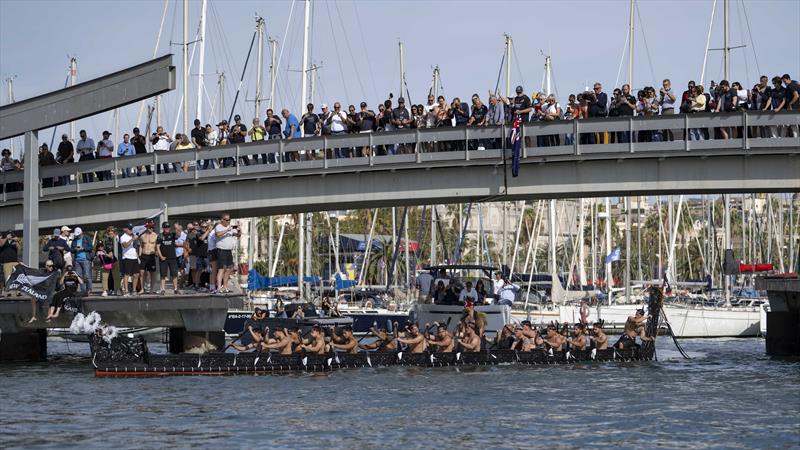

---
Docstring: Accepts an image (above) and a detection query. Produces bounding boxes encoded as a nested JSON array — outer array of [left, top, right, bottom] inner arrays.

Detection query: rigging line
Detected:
[[614, 25, 630, 89], [635, 1, 657, 87], [324, 0, 350, 102], [493, 51, 505, 96], [274, 0, 296, 110], [227, 30, 258, 123], [739, 0, 761, 76], [548, 60, 560, 100], [735, 0, 751, 83], [334, 0, 366, 99], [511, 44, 525, 88], [352, 3, 379, 101], [207, 3, 238, 109]]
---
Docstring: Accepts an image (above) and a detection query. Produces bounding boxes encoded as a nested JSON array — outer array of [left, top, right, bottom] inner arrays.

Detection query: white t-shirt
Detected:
[[154, 135, 171, 151], [175, 231, 187, 257], [424, 103, 437, 128], [120, 233, 138, 260], [459, 287, 479, 303], [208, 232, 217, 251], [214, 224, 237, 250], [330, 111, 348, 133], [493, 278, 506, 295]]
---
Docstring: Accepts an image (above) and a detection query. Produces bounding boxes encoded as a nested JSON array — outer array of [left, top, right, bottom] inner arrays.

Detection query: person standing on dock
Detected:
[[137, 221, 158, 295], [70, 227, 93, 296], [156, 222, 179, 295], [119, 224, 139, 296], [213, 214, 239, 294]]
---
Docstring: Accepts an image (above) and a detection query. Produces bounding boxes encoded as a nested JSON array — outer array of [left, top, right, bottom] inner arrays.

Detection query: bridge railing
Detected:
[[1, 111, 798, 203]]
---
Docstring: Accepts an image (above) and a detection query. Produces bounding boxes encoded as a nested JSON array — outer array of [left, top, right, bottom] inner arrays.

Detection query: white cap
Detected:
[[321, 104, 329, 109], [60, 225, 72, 232], [74, 227, 82, 236]]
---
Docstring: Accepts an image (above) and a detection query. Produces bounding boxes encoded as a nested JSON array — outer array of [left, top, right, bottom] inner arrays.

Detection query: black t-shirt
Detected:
[[392, 107, 410, 128], [191, 127, 207, 147], [265, 117, 282, 136], [357, 110, 375, 131], [771, 86, 786, 108], [450, 104, 469, 126], [0, 239, 18, 263], [723, 89, 738, 112], [131, 134, 148, 154], [44, 237, 68, 267], [786, 81, 800, 107], [63, 273, 80, 291], [229, 122, 247, 143], [186, 231, 198, 254], [470, 104, 488, 124], [57, 141, 74, 163], [510, 95, 532, 121], [157, 232, 177, 260], [302, 114, 319, 135], [195, 233, 208, 258], [588, 92, 608, 117], [617, 94, 636, 116]]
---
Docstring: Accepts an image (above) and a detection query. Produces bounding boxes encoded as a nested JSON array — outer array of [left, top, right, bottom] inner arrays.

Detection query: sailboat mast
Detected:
[[505, 34, 512, 98], [136, 0, 169, 130], [549, 200, 557, 276], [578, 198, 586, 286], [700, 0, 718, 85], [723, 0, 730, 80], [5, 77, 15, 155], [182, 0, 189, 134], [625, 197, 631, 301], [196, 0, 207, 121], [628, 0, 635, 87], [269, 39, 277, 111], [724, 194, 732, 304], [254, 16, 265, 118], [69, 58, 77, 141], [398, 41, 405, 98], [298, 0, 311, 296], [605, 197, 613, 304]]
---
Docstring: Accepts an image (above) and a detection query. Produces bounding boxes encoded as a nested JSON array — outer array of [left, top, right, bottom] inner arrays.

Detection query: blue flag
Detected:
[[510, 116, 522, 177], [605, 247, 621, 264]]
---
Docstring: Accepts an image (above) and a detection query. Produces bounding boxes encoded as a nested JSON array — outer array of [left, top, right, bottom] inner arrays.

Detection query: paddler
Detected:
[[425, 323, 454, 352], [232, 328, 265, 351], [330, 325, 359, 354], [300, 325, 327, 354], [521, 320, 544, 348], [262, 327, 293, 355], [397, 323, 427, 353], [457, 323, 481, 352], [460, 300, 486, 337], [542, 325, 564, 351], [568, 323, 588, 351], [617, 308, 653, 349], [589, 321, 608, 350], [359, 326, 397, 352]]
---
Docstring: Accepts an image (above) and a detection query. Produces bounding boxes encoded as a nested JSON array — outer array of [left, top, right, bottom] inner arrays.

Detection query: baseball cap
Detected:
[[234, 114, 241, 121], [360, 102, 367, 107], [60, 225, 72, 233], [161, 221, 170, 229], [398, 97, 405, 103], [102, 130, 111, 136], [123, 223, 133, 230], [321, 103, 328, 109], [515, 85, 523, 93]]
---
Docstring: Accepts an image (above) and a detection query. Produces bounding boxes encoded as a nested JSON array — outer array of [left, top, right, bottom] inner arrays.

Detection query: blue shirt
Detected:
[[117, 142, 135, 156], [284, 114, 301, 138]]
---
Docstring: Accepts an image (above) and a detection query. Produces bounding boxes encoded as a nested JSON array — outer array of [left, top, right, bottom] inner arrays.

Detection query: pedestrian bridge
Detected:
[[1, 111, 798, 231]]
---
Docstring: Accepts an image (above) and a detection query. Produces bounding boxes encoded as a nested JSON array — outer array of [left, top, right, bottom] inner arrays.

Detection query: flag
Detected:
[[510, 116, 522, 177], [5, 264, 59, 302], [605, 247, 621, 264]]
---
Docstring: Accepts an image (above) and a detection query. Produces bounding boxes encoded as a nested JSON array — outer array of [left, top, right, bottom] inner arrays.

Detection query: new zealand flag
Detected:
[[5, 264, 59, 302], [510, 116, 522, 177]]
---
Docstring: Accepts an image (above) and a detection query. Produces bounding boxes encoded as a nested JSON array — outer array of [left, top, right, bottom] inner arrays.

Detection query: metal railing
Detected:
[[1, 111, 798, 203]]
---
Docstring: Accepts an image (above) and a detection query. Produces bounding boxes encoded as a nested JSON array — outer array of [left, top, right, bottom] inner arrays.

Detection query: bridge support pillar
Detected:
[[22, 130, 39, 268], [766, 310, 800, 356], [167, 328, 225, 354], [0, 328, 47, 362]]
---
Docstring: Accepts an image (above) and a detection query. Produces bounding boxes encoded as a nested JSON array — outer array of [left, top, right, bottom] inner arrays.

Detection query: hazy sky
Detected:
[[1, 0, 798, 157]]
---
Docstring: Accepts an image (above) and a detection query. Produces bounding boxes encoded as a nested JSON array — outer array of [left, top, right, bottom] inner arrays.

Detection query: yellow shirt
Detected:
[[175, 143, 194, 151], [249, 126, 265, 142]]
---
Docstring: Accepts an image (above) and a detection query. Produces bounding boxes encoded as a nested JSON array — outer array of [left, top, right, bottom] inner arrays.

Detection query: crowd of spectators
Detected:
[[1, 73, 798, 189]]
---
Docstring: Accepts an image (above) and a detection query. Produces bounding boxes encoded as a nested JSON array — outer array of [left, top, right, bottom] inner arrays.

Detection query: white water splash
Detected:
[[69, 311, 118, 343]]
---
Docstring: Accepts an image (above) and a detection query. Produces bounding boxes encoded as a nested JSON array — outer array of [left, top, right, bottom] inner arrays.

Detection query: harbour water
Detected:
[[1, 338, 798, 449]]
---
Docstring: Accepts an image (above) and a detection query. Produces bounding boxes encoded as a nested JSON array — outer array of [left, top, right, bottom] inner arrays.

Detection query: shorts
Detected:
[[140, 254, 157, 272], [194, 256, 208, 270], [160, 258, 179, 279], [216, 249, 234, 268], [121, 259, 139, 275], [209, 249, 218, 263], [177, 255, 185, 269]]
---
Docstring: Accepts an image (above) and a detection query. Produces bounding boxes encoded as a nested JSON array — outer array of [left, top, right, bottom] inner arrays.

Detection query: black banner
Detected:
[[6, 264, 59, 302]]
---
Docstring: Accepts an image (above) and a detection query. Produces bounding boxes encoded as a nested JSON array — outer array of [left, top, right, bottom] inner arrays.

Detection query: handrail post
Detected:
[[573, 120, 580, 155], [114, 160, 119, 188], [521, 124, 527, 159], [629, 117, 634, 153], [235, 145, 241, 175], [684, 114, 690, 151], [465, 127, 470, 161], [742, 111, 749, 150], [194, 148, 200, 179], [323, 137, 329, 169], [278, 140, 285, 172], [369, 133, 374, 166], [416, 129, 422, 163], [153, 152, 158, 184]]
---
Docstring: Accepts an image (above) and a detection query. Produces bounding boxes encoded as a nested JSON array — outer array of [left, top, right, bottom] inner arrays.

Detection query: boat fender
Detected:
[[456, 352, 461, 361], [591, 348, 597, 360], [397, 352, 403, 361]]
